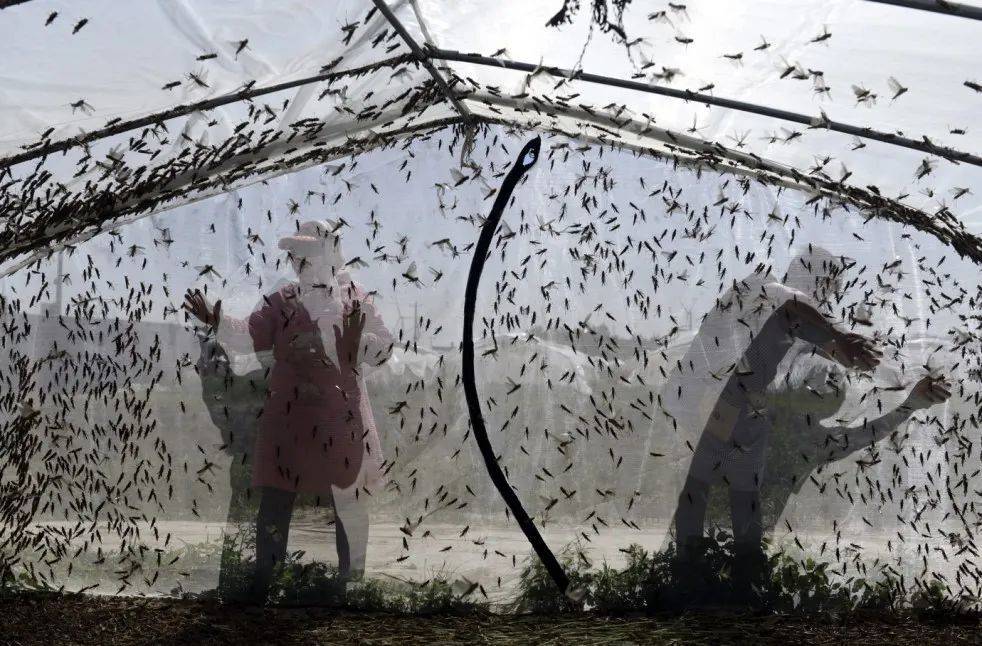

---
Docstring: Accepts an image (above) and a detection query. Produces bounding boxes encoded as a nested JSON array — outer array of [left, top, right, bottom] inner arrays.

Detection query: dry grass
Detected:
[[2, 592, 981, 646]]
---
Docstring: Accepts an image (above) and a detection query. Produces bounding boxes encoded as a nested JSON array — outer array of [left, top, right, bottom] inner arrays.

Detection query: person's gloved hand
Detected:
[[905, 375, 952, 408], [334, 301, 366, 372], [183, 288, 222, 329], [830, 332, 882, 371]]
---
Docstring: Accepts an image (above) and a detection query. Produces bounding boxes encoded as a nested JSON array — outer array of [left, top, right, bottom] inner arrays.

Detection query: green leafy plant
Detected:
[[590, 543, 669, 613], [511, 544, 594, 613], [764, 553, 853, 612]]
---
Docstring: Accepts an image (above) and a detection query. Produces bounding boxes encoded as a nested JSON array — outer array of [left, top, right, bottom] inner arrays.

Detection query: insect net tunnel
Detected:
[[0, 0, 981, 611]]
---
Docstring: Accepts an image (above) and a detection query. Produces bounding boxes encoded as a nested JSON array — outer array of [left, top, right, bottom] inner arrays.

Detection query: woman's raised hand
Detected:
[[333, 300, 366, 370], [183, 288, 222, 328]]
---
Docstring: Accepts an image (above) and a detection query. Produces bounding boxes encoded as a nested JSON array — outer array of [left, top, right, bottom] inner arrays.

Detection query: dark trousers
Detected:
[[252, 486, 355, 599], [217, 462, 257, 597], [673, 476, 766, 602], [675, 476, 764, 549]]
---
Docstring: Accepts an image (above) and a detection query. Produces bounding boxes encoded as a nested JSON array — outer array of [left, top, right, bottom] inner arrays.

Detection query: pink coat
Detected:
[[222, 275, 391, 495]]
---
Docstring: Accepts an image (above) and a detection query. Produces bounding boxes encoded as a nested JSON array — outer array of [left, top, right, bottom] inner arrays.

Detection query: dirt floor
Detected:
[[2, 593, 981, 646]]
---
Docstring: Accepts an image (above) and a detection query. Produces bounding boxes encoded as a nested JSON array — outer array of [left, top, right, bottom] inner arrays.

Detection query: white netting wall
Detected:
[[2, 125, 979, 607]]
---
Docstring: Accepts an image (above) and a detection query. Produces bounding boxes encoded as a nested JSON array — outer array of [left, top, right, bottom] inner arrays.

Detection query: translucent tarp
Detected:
[[2, 0, 981, 273], [419, 0, 982, 226], [3, 126, 979, 605], [1, 0, 981, 610]]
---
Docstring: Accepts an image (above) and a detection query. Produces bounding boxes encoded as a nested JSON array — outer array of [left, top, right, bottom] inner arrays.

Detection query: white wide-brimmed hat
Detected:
[[278, 219, 341, 252]]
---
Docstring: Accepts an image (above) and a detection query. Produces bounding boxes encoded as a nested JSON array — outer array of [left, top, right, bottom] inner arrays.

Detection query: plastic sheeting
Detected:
[[0, 0, 453, 274], [1, 0, 981, 609], [1, 0, 412, 153], [2, 0, 982, 273], [2, 124, 979, 605], [420, 0, 982, 227]]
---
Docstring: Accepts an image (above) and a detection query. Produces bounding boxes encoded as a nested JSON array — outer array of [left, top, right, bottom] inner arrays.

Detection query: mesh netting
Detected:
[[2, 124, 980, 609], [2, 0, 982, 613]]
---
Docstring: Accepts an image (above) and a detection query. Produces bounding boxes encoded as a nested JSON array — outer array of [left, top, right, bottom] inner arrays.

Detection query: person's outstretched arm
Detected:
[[816, 375, 950, 464], [777, 296, 881, 371], [327, 285, 393, 371], [356, 293, 393, 367], [184, 288, 274, 355]]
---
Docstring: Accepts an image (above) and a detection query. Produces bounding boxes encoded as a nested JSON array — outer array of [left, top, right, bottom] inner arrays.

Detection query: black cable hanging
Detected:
[[460, 135, 575, 597]]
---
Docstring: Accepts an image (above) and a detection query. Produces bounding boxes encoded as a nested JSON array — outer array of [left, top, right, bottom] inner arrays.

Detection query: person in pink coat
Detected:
[[184, 220, 393, 600]]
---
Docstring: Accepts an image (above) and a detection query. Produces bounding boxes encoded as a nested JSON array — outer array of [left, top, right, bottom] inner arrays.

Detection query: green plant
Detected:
[[589, 543, 669, 613], [511, 543, 594, 613], [3, 568, 56, 594], [906, 578, 978, 617], [764, 552, 852, 612], [4, 528, 978, 619], [215, 548, 489, 613], [403, 577, 481, 614]]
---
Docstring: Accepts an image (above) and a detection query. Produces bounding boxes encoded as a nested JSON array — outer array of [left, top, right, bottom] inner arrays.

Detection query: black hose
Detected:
[[461, 135, 571, 595]]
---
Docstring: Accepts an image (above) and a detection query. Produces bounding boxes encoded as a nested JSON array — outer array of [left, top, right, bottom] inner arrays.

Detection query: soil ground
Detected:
[[2, 592, 981, 646]]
